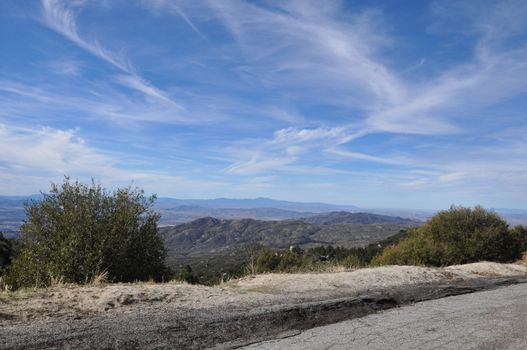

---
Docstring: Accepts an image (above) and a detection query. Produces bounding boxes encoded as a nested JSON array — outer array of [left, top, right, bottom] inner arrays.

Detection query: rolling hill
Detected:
[[159, 214, 420, 259], [300, 211, 419, 226]]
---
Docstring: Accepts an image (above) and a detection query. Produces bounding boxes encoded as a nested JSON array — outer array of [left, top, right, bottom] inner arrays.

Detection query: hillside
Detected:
[[301, 211, 419, 225], [160, 216, 416, 258]]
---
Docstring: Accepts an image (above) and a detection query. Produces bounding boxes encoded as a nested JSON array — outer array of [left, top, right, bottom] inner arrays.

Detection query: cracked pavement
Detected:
[[243, 283, 527, 350]]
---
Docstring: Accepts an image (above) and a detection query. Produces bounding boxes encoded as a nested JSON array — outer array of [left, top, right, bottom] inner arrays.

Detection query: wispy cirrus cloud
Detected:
[[41, 0, 184, 108], [0, 78, 191, 125], [224, 125, 368, 175], [178, 0, 527, 189], [207, 0, 406, 108], [142, 0, 205, 38], [114, 75, 184, 109], [41, 0, 131, 72]]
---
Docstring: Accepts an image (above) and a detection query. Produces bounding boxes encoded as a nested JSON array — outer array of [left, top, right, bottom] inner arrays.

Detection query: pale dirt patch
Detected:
[[444, 262, 527, 278], [230, 263, 527, 296], [229, 266, 443, 295], [1, 262, 526, 326]]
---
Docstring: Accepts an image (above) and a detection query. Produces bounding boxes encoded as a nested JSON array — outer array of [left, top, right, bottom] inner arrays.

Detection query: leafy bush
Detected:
[[373, 206, 520, 266], [4, 178, 169, 289], [372, 229, 440, 266]]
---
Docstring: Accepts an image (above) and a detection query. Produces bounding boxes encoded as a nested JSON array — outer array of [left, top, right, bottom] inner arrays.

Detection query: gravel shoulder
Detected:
[[1, 262, 526, 349]]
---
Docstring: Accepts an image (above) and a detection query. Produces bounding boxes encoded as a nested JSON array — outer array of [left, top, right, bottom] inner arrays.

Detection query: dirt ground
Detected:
[[2, 262, 526, 327]]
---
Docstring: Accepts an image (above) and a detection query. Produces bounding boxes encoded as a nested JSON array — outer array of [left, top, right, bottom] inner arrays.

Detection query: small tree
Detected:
[[6, 178, 169, 289]]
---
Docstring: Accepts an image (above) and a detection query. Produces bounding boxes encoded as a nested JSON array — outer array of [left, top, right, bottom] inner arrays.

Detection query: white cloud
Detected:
[[142, 0, 205, 38], [222, 125, 363, 175], [225, 155, 294, 175], [206, 0, 406, 107], [0, 124, 116, 176], [272, 126, 350, 145], [326, 148, 407, 166], [205, 0, 527, 179], [41, 0, 131, 72], [40, 0, 183, 106], [115, 75, 184, 109], [0, 123, 233, 196], [0, 77, 204, 125]]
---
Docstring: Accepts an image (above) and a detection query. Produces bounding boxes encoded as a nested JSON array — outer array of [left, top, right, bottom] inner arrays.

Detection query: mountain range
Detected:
[[156, 197, 360, 212], [1, 196, 526, 237]]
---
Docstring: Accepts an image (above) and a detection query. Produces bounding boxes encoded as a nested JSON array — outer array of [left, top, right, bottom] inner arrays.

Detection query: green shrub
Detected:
[[254, 248, 281, 273], [510, 225, 527, 254], [373, 206, 519, 266], [372, 229, 441, 266], [250, 244, 376, 274], [4, 178, 169, 289], [340, 254, 364, 269]]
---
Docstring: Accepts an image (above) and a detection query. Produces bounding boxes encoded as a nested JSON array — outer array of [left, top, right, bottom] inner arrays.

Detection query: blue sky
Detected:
[[0, 0, 526, 209]]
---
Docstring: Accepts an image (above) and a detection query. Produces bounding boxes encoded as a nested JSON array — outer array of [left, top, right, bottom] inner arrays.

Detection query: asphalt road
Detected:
[[243, 283, 527, 350]]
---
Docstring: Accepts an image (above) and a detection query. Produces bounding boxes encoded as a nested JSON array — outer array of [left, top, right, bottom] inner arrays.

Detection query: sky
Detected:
[[0, 0, 526, 210]]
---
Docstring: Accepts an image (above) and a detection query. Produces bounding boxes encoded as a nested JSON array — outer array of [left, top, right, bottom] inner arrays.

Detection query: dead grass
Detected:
[[90, 270, 109, 286]]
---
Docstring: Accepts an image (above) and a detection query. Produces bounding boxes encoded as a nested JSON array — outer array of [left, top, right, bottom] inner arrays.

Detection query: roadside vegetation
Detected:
[[0, 178, 170, 291], [245, 230, 407, 274], [1, 178, 526, 290], [372, 206, 526, 266], [247, 206, 527, 276]]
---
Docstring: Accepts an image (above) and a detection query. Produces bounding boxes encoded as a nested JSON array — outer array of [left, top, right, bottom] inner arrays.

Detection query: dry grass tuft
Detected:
[[0, 276, 10, 292], [91, 270, 109, 286], [519, 252, 527, 266], [49, 274, 65, 288]]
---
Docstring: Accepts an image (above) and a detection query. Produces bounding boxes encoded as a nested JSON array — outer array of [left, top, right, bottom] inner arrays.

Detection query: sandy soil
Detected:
[[228, 262, 527, 295], [1, 262, 526, 327]]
